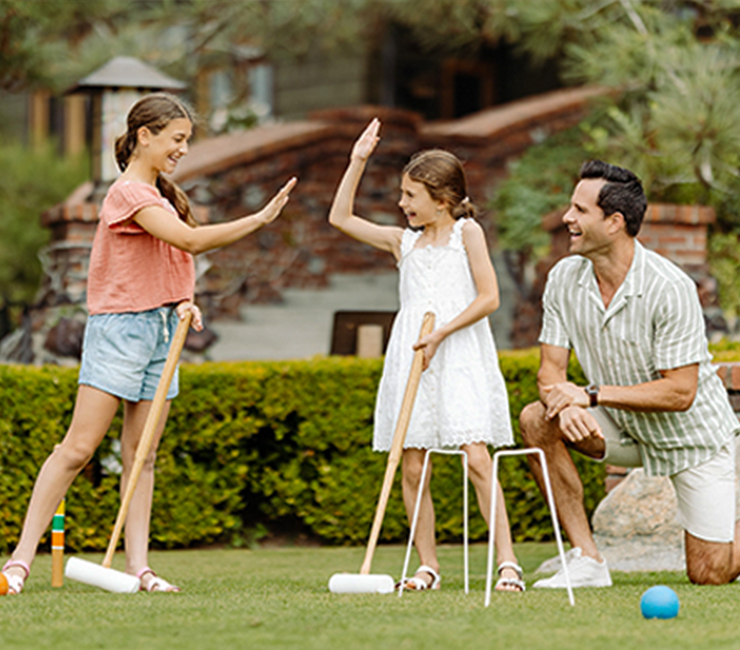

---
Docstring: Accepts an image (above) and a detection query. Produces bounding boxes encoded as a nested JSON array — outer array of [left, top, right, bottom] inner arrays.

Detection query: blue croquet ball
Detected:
[[640, 586, 679, 619]]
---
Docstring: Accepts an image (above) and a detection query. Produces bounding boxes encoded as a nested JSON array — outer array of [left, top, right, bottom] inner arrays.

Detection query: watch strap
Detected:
[[586, 384, 599, 408]]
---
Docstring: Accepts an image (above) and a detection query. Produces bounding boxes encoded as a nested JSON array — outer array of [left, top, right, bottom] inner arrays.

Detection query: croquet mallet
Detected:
[[329, 311, 435, 593]]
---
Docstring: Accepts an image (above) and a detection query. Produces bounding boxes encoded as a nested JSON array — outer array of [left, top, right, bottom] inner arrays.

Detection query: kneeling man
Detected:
[[521, 160, 739, 587]]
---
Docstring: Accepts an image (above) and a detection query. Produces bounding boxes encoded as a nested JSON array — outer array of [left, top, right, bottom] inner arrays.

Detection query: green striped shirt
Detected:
[[540, 241, 738, 476]]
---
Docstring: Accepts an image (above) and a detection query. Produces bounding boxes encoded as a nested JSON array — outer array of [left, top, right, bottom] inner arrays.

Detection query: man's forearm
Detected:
[[539, 364, 699, 417], [596, 376, 697, 412]]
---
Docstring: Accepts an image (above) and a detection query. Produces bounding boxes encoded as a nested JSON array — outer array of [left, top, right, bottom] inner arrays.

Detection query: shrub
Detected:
[[0, 352, 609, 553]]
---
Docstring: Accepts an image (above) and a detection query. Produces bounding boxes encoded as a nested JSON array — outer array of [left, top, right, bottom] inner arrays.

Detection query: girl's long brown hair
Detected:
[[115, 92, 198, 226]]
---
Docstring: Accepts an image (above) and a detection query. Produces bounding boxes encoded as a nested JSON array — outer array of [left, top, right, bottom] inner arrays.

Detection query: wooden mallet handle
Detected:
[[102, 310, 192, 569], [360, 311, 435, 575]]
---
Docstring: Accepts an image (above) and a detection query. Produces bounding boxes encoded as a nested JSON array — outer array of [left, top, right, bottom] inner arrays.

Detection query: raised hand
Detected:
[[259, 177, 298, 225], [351, 118, 381, 162]]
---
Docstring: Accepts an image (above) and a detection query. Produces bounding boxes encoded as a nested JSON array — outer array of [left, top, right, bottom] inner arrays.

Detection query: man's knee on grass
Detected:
[[686, 535, 733, 585]]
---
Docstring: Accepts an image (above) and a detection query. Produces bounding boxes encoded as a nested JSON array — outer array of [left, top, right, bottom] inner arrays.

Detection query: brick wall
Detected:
[[25, 84, 727, 364], [638, 204, 715, 269]]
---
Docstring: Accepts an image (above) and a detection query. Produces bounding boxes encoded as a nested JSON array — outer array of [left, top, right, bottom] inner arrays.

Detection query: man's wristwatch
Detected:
[[585, 384, 600, 408]]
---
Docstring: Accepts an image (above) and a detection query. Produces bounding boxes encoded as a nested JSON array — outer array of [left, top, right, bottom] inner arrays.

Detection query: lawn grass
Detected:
[[1, 543, 738, 650]]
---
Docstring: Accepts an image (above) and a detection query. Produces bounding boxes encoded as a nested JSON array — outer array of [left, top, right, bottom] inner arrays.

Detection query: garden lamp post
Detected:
[[67, 56, 186, 196]]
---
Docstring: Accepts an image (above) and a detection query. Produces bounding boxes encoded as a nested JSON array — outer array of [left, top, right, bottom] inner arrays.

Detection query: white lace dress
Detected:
[[373, 218, 514, 451]]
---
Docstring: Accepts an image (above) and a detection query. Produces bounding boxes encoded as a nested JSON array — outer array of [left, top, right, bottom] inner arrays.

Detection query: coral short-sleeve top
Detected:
[[87, 179, 195, 315]]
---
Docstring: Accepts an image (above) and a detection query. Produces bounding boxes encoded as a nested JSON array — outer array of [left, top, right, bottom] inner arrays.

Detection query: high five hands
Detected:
[[351, 118, 381, 162], [259, 177, 298, 226]]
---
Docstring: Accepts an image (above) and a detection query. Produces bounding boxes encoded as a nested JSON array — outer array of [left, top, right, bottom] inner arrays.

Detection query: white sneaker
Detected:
[[533, 547, 612, 588]]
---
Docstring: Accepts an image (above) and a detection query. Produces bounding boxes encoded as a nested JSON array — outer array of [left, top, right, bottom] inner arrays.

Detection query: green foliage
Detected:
[[0, 141, 88, 309], [0, 353, 611, 554], [491, 1, 740, 258], [706, 336, 740, 361], [708, 232, 740, 320], [0, 0, 139, 92], [490, 122, 600, 256]]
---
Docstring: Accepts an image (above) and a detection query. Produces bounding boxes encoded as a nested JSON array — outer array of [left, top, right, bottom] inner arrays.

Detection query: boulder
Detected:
[[591, 469, 685, 572]]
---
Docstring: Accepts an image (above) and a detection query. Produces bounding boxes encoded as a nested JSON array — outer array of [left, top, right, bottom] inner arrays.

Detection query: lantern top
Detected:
[[68, 56, 186, 93]]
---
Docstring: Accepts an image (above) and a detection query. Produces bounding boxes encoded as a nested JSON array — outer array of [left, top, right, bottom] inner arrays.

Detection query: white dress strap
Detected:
[[449, 218, 467, 250], [399, 227, 423, 260]]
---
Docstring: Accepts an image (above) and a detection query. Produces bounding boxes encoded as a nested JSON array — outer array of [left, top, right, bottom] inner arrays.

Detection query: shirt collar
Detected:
[[622, 239, 646, 297], [575, 239, 646, 297]]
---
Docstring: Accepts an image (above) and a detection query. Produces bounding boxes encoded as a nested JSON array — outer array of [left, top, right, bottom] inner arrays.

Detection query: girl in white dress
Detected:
[[328, 119, 523, 592]]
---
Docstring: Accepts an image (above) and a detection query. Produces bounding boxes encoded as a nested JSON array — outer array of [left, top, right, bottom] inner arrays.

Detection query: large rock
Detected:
[[592, 469, 682, 541], [591, 469, 685, 572]]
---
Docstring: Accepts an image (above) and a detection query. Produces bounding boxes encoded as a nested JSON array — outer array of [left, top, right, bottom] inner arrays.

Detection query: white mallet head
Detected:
[[65, 557, 141, 593], [328, 573, 394, 594]]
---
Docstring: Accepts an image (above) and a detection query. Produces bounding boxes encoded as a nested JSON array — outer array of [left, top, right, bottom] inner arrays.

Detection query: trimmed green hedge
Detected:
[[0, 351, 604, 553]]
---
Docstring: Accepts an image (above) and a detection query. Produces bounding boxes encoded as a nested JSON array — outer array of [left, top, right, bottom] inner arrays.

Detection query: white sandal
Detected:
[[136, 567, 181, 593], [2, 559, 30, 595], [495, 561, 525, 592], [397, 564, 441, 591]]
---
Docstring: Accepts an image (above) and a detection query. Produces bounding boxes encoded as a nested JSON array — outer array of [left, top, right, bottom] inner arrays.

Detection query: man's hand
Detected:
[[542, 381, 589, 420], [557, 406, 604, 443]]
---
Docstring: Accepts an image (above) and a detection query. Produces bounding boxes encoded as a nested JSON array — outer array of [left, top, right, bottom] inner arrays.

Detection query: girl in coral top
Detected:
[[2, 93, 296, 594]]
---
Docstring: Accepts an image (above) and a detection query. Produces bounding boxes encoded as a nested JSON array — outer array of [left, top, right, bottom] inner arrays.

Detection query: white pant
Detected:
[[592, 407, 737, 543]]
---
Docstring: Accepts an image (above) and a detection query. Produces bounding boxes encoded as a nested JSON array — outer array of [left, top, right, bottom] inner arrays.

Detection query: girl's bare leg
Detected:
[[401, 448, 438, 584], [120, 399, 171, 586], [462, 442, 521, 590], [7, 386, 120, 579]]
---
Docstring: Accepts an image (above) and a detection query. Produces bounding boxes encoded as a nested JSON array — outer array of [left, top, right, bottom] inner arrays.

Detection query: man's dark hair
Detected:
[[579, 160, 647, 237]]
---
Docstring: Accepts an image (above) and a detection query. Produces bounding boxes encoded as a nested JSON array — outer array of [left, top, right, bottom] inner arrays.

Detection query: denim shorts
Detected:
[[79, 307, 180, 402]]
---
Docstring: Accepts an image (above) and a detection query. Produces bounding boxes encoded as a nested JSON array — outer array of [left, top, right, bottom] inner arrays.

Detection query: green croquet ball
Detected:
[[640, 585, 679, 619]]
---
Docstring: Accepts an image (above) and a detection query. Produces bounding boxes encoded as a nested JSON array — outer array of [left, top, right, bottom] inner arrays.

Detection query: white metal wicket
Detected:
[[398, 448, 469, 596], [484, 447, 575, 607]]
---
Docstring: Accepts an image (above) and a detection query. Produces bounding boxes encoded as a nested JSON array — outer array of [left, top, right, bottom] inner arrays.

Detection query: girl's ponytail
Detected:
[[451, 196, 477, 220], [115, 131, 137, 172], [157, 175, 198, 227]]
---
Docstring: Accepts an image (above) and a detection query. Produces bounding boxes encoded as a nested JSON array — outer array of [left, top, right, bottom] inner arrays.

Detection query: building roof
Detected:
[[68, 56, 186, 92]]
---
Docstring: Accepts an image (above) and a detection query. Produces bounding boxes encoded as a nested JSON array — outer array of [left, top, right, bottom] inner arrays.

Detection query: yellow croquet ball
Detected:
[[0, 572, 8, 596]]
